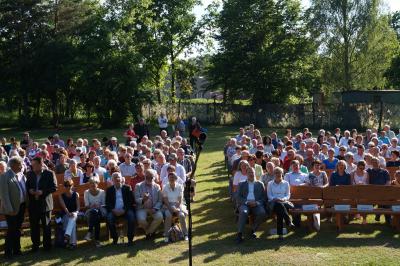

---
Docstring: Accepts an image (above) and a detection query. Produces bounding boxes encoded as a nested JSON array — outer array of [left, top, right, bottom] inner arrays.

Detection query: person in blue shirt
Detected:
[[378, 131, 390, 146], [329, 160, 351, 186], [367, 157, 391, 223], [323, 149, 339, 170]]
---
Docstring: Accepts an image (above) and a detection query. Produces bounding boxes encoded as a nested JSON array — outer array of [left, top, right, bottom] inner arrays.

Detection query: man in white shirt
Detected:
[[353, 145, 365, 163], [119, 153, 136, 177], [158, 113, 168, 134], [284, 160, 308, 186], [160, 153, 186, 186]]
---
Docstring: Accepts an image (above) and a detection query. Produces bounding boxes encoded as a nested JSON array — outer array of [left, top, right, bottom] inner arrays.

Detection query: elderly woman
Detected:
[[0, 161, 7, 174], [232, 160, 250, 193], [64, 159, 84, 184], [162, 172, 188, 243], [59, 179, 80, 249], [84, 178, 106, 247], [267, 167, 295, 240], [307, 160, 329, 187], [329, 160, 351, 186], [103, 159, 120, 184], [261, 162, 275, 187], [248, 154, 263, 180]]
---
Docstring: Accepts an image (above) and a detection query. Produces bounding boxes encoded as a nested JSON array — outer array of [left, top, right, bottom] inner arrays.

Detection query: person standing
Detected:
[[175, 116, 186, 138], [188, 117, 201, 150], [134, 118, 150, 143], [26, 157, 57, 252], [158, 113, 169, 135], [0, 157, 26, 259]]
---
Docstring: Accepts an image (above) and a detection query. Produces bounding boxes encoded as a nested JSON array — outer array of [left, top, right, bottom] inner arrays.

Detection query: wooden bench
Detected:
[[387, 166, 399, 181], [289, 186, 324, 230], [324, 185, 400, 231]]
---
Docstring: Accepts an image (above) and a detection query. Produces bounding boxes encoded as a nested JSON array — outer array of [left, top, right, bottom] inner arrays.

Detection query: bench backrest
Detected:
[[323, 185, 357, 205], [291, 186, 323, 199], [56, 174, 64, 186], [356, 185, 400, 205], [290, 186, 324, 205], [387, 167, 399, 181]]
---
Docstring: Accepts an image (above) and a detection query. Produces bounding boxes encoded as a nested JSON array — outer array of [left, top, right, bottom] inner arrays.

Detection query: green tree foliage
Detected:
[[307, 0, 398, 92], [385, 11, 400, 89], [0, 0, 155, 127], [207, 0, 318, 104]]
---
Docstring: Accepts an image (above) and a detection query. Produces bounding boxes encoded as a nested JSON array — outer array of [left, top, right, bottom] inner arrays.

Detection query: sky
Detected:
[[194, 0, 400, 19]]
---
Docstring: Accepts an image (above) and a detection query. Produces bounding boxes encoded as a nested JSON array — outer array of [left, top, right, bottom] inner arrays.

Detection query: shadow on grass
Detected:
[[174, 157, 400, 264]]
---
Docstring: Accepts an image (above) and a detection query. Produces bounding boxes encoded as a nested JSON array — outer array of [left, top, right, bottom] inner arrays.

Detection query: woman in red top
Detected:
[[124, 124, 137, 145]]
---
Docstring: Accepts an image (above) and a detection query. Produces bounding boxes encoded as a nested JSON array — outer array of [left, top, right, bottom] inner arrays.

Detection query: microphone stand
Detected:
[[185, 142, 203, 266]]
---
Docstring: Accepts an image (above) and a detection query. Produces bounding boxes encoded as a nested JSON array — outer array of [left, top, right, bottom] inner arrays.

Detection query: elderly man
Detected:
[[26, 157, 57, 252], [236, 167, 266, 243], [52, 134, 65, 148], [108, 137, 119, 152], [367, 157, 391, 224], [0, 157, 26, 259], [105, 172, 135, 246], [119, 153, 136, 177], [134, 169, 163, 239]]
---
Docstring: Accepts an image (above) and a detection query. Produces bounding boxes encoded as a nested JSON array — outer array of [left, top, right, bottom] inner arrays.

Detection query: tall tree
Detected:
[[207, 0, 317, 104], [149, 0, 204, 102], [307, 0, 398, 91], [0, 0, 51, 125]]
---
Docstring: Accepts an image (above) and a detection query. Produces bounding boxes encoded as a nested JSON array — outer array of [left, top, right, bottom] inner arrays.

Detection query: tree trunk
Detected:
[[170, 49, 176, 102], [155, 71, 162, 103], [342, 1, 351, 91]]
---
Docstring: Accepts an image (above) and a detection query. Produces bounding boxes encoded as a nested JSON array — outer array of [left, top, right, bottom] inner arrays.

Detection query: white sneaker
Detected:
[[84, 232, 92, 241], [164, 237, 169, 243], [184, 236, 189, 241]]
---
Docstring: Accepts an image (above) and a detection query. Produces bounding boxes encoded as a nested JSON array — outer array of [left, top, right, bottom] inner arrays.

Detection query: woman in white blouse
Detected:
[[267, 167, 295, 240], [233, 160, 250, 193], [83, 178, 106, 247], [162, 172, 188, 243]]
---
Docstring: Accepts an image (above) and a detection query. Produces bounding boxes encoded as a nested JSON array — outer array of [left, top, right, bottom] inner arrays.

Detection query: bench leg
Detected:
[[336, 213, 343, 232], [392, 215, 400, 231], [306, 215, 314, 231]]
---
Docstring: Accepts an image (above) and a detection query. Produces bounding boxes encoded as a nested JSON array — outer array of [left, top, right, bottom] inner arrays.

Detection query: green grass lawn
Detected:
[[1, 126, 400, 265]]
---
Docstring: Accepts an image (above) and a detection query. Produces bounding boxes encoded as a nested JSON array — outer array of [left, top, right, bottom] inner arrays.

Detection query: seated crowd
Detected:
[[0, 118, 201, 259], [224, 124, 400, 242]]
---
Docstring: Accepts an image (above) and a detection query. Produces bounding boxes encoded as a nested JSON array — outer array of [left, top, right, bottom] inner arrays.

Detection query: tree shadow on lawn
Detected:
[[0, 230, 168, 265]]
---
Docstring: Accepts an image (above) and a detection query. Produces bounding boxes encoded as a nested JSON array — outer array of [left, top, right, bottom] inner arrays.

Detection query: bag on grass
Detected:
[[168, 224, 184, 243]]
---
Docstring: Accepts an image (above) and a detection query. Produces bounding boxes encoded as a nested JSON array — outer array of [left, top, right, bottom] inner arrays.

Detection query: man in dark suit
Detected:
[[134, 118, 150, 143], [0, 157, 26, 259], [26, 157, 57, 252], [105, 172, 136, 246], [236, 167, 266, 243]]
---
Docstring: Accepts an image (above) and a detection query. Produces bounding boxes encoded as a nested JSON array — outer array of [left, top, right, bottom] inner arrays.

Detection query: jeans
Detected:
[[237, 204, 266, 233], [86, 208, 104, 240], [106, 209, 135, 242]]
